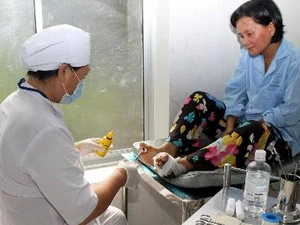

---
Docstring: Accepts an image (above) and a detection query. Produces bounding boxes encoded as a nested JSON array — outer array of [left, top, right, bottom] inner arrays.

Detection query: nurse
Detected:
[[0, 24, 140, 225]]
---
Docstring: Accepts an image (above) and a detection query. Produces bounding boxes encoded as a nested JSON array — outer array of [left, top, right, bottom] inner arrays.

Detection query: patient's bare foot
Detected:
[[138, 142, 178, 166], [138, 143, 158, 165]]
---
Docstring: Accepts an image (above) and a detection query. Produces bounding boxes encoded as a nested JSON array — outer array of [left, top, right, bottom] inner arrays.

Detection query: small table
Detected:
[[182, 186, 278, 225]]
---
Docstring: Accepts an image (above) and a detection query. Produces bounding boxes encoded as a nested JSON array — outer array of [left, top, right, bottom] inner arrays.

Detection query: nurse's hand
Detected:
[[75, 138, 103, 157], [117, 161, 140, 189]]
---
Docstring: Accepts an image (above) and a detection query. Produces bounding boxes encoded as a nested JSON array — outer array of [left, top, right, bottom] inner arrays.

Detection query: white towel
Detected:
[[212, 212, 251, 225]]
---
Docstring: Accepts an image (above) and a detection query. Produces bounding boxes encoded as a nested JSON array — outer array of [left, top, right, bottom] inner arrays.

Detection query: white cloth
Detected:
[[95, 206, 127, 225], [212, 212, 251, 225], [0, 83, 98, 225], [21, 24, 90, 71], [0, 193, 126, 225]]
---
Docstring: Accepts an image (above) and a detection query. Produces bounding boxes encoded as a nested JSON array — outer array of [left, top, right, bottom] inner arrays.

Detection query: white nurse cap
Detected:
[[21, 24, 90, 72]]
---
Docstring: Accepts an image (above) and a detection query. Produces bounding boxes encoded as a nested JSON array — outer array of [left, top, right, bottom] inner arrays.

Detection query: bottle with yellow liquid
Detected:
[[95, 130, 114, 157]]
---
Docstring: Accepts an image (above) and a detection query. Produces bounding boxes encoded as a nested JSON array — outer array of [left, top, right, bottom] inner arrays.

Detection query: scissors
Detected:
[[195, 215, 224, 225]]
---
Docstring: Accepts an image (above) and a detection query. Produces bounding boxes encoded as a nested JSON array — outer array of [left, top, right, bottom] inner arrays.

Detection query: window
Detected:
[[0, 0, 144, 166]]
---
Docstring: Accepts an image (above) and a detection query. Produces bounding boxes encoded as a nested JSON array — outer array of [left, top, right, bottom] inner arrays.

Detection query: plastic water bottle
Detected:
[[243, 149, 271, 217]]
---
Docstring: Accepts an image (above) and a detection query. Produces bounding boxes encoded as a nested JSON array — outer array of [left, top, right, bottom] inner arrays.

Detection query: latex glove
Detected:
[[75, 138, 103, 157], [117, 161, 140, 189], [153, 153, 187, 177]]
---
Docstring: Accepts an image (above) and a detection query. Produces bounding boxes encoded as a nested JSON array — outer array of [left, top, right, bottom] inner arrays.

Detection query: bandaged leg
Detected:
[[153, 154, 187, 177]]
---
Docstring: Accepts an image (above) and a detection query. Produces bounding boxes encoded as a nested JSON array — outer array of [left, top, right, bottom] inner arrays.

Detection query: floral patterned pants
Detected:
[[167, 91, 291, 170]]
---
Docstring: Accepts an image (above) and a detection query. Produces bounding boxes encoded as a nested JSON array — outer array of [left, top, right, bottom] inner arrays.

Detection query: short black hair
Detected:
[[27, 65, 82, 81], [230, 0, 284, 43]]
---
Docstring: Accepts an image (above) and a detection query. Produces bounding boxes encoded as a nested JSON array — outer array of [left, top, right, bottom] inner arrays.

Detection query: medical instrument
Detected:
[[271, 173, 300, 224], [95, 130, 114, 157], [134, 148, 147, 161], [195, 214, 224, 225], [266, 141, 287, 180]]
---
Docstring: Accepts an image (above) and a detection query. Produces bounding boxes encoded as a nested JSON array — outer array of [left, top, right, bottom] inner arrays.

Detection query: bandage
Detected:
[[225, 197, 235, 216], [235, 200, 244, 220], [153, 154, 187, 177], [211, 212, 249, 225]]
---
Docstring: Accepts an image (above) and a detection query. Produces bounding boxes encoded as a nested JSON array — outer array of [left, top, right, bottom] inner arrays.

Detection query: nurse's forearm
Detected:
[[79, 169, 127, 225]]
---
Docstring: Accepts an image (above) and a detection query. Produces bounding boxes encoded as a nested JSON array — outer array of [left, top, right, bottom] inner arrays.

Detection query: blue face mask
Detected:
[[59, 69, 85, 104], [59, 81, 84, 104]]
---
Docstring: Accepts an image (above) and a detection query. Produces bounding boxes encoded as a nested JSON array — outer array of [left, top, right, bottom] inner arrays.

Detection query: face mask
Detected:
[[59, 69, 85, 104], [59, 81, 84, 104]]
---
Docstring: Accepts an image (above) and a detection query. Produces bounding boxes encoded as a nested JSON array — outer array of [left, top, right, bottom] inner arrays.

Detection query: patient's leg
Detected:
[[185, 121, 275, 170], [168, 91, 226, 155], [140, 91, 226, 166]]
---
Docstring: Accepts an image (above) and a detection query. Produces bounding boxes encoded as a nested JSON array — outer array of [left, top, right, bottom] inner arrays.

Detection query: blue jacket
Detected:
[[224, 39, 300, 156]]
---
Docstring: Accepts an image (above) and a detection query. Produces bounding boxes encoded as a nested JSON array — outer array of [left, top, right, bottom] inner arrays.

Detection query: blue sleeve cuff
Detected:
[[263, 108, 284, 127]]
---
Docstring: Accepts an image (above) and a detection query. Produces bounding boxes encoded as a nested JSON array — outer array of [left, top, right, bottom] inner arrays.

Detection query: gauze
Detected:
[[153, 153, 187, 177]]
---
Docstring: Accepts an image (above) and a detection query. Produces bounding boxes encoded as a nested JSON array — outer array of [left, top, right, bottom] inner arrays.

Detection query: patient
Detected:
[[139, 0, 300, 177]]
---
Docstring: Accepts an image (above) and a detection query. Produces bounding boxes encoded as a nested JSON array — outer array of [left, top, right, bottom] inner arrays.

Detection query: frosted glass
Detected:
[[0, 0, 34, 101], [42, 0, 144, 149]]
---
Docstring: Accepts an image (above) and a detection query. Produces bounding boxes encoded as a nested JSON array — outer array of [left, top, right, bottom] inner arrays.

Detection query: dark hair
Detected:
[[230, 0, 284, 43], [27, 66, 82, 81]]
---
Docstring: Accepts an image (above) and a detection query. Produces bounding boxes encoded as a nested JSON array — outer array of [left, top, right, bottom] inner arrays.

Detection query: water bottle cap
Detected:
[[261, 212, 281, 224], [255, 149, 266, 161]]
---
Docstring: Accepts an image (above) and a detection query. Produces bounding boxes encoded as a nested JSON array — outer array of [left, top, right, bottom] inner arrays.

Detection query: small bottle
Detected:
[[95, 131, 114, 157], [243, 149, 271, 217]]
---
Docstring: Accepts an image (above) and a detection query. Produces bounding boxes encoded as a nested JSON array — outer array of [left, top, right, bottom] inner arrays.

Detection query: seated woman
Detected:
[[139, 0, 300, 177]]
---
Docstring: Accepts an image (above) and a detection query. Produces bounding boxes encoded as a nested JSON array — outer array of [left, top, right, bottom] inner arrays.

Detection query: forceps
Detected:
[[134, 148, 147, 161], [195, 214, 225, 225]]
